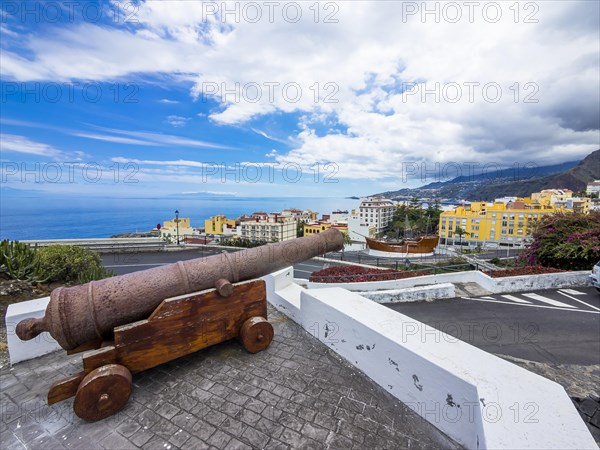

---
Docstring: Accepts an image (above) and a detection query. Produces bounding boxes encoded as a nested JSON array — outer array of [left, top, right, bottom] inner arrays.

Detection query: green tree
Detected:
[[454, 226, 470, 252], [387, 200, 442, 238], [342, 232, 352, 247], [297, 220, 306, 237]]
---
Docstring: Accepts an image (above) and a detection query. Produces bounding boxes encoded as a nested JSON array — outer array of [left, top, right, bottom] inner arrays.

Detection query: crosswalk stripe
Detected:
[[522, 293, 576, 308], [560, 289, 586, 296], [558, 291, 600, 312], [461, 297, 599, 314], [501, 295, 532, 304], [561, 289, 585, 295]]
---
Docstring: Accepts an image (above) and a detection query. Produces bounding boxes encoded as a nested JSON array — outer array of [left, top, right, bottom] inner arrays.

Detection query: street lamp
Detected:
[[175, 209, 180, 245]]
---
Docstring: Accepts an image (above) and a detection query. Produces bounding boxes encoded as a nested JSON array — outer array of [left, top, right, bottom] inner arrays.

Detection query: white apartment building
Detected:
[[586, 180, 600, 196], [240, 214, 297, 242], [357, 196, 396, 233], [348, 211, 377, 244]]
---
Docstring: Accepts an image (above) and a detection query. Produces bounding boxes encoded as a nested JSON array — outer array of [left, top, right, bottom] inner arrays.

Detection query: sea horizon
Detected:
[[0, 193, 360, 241]]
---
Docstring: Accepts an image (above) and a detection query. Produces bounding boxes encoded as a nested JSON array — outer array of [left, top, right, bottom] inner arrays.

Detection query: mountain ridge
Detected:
[[376, 150, 599, 201]]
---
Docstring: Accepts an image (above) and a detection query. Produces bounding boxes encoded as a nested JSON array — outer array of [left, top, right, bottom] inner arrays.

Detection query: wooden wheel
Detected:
[[73, 364, 132, 421], [239, 316, 273, 354]]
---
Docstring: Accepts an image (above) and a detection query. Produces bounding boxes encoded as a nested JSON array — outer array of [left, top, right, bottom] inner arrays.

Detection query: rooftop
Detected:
[[0, 305, 458, 449]]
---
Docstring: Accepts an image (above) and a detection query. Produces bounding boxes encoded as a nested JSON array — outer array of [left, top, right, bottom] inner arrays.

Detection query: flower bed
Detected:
[[487, 266, 566, 278], [309, 265, 429, 283]]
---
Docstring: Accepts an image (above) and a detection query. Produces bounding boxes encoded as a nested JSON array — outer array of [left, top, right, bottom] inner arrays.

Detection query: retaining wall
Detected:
[[360, 283, 455, 303], [308, 270, 590, 293]]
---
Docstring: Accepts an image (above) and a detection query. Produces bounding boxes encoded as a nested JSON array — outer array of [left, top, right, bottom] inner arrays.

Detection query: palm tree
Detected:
[[454, 226, 470, 253], [342, 232, 352, 248]]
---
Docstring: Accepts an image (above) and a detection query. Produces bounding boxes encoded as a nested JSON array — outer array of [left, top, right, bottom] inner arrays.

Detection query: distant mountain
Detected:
[[376, 150, 599, 201], [0, 186, 47, 197]]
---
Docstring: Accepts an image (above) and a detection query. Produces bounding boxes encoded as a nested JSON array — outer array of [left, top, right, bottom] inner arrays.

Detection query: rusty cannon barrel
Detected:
[[16, 228, 344, 350]]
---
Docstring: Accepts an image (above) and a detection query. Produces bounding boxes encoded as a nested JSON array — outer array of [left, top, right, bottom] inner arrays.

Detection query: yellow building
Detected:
[[304, 221, 331, 235], [531, 189, 573, 206], [303, 221, 348, 236], [160, 217, 194, 242], [438, 200, 558, 246], [531, 189, 591, 214], [205, 215, 237, 235]]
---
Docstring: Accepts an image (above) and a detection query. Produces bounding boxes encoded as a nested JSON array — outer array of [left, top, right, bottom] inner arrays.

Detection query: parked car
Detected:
[[591, 260, 600, 292]]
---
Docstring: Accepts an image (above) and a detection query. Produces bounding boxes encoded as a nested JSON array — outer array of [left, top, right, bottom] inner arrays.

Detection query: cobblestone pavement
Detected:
[[0, 306, 458, 449]]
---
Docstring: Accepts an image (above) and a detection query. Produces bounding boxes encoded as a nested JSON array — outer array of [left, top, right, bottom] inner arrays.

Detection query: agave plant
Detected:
[[0, 240, 49, 283]]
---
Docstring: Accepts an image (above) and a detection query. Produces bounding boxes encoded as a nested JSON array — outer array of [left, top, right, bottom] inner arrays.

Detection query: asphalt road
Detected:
[[100, 247, 334, 279], [385, 287, 600, 366]]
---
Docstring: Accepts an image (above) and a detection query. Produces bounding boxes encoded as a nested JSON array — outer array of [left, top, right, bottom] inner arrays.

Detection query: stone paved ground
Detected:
[[0, 306, 459, 449]]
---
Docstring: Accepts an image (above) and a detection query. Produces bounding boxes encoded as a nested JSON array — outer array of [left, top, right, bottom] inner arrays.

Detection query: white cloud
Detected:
[[73, 132, 158, 146], [159, 98, 179, 104], [166, 115, 191, 127], [1, 1, 598, 181], [0, 134, 86, 160], [96, 126, 235, 149], [0, 119, 235, 150]]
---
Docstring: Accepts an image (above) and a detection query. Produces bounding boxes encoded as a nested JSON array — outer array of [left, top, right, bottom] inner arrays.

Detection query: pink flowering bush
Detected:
[[518, 212, 600, 270]]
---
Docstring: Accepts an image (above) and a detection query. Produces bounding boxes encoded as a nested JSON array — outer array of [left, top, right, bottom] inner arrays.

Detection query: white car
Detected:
[[591, 260, 600, 292]]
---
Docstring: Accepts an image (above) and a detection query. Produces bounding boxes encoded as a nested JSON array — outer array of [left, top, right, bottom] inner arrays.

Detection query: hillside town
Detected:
[[158, 182, 600, 252]]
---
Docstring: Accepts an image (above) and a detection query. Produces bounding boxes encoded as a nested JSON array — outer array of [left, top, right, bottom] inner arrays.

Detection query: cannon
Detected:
[[16, 229, 344, 421]]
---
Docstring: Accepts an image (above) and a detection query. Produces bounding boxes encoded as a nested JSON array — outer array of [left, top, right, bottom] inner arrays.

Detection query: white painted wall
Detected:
[[360, 283, 455, 303], [5, 297, 62, 365], [308, 270, 475, 291], [264, 268, 598, 450], [308, 270, 591, 293], [476, 271, 591, 294]]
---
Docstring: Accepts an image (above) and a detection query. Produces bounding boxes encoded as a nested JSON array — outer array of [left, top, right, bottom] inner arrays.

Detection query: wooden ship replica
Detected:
[[365, 215, 439, 255]]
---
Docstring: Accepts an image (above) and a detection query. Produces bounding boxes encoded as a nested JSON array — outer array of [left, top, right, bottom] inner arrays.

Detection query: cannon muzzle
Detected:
[[16, 228, 344, 350]]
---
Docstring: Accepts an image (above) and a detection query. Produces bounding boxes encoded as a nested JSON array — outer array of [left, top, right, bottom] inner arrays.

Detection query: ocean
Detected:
[[0, 195, 359, 240]]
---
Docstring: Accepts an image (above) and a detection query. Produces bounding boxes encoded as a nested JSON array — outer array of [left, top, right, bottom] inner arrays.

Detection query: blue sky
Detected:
[[1, 1, 599, 198]]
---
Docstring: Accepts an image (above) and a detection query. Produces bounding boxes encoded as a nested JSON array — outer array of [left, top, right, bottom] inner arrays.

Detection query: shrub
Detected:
[[309, 265, 428, 283], [0, 240, 41, 282], [220, 238, 268, 248], [35, 245, 112, 283], [519, 212, 600, 270]]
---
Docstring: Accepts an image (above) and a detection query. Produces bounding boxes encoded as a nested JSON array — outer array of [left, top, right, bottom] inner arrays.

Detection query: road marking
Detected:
[[500, 295, 532, 304], [104, 263, 166, 268], [462, 297, 600, 314], [294, 269, 318, 274], [558, 291, 600, 312], [522, 293, 576, 308], [560, 289, 586, 296]]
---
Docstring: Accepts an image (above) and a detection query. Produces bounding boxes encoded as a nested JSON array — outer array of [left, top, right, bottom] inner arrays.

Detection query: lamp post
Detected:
[[175, 209, 180, 245]]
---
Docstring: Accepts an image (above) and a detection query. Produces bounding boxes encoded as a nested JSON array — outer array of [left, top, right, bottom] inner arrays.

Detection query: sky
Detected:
[[1, 0, 599, 198]]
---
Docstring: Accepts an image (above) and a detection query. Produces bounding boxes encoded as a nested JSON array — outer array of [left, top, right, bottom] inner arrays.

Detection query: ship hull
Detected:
[[365, 235, 439, 254]]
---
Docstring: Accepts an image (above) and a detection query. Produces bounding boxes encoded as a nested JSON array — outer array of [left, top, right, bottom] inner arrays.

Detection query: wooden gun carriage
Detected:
[[16, 229, 344, 421]]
